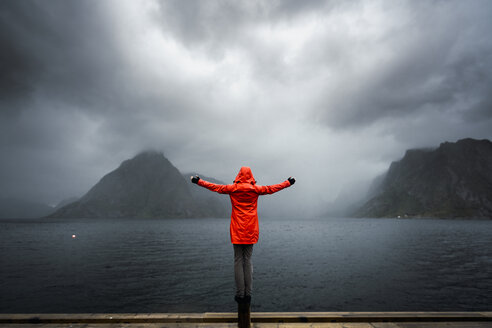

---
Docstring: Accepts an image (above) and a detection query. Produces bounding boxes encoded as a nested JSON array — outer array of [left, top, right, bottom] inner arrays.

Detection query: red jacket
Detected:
[[197, 166, 291, 244]]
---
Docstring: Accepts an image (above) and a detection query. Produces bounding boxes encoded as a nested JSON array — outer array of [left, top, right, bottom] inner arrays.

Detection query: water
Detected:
[[0, 217, 491, 313]]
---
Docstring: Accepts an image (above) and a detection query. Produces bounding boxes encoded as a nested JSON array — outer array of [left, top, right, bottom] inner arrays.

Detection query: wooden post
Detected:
[[237, 301, 251, 328]]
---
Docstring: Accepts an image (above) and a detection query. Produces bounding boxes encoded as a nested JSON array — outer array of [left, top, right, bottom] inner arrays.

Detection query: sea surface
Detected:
[[0, 217, 491, 313]]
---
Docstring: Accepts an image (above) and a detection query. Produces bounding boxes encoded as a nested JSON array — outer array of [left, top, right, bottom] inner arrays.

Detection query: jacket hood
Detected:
[[234, 166, 256, 184]]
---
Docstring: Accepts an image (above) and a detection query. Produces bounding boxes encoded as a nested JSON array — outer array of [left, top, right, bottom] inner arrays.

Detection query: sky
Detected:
[[1, 0, 492, 216]]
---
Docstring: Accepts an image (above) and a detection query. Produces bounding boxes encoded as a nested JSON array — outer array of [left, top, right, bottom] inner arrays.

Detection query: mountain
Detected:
[[49, 151, 228, 218], [354, 138, 492, 219], [0, 198, 54, 219]]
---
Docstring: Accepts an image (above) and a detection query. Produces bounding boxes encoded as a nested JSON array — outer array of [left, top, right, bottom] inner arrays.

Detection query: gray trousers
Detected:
[[233, 244, 254, 297]]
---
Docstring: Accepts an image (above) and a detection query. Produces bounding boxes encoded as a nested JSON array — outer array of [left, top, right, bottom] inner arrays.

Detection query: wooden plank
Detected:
[[378, 323, 492, 328], [0, 313, 207, 324], [0, 312, 490, 324], [0, 323, 491, 328], [249, 312, 492, 323]]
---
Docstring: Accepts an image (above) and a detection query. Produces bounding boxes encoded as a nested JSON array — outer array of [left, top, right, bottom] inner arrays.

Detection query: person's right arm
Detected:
[[191, 175, 233, 194]]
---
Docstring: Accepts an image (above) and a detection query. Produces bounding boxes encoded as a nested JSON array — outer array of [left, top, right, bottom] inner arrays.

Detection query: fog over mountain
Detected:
[[1, 0, 492, 216], [0, 198, 53, 219]]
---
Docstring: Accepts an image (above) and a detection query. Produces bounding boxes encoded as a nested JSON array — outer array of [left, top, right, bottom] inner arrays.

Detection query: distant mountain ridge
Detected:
[[354, 138, 492, 218], [49, 151, 229, 218]]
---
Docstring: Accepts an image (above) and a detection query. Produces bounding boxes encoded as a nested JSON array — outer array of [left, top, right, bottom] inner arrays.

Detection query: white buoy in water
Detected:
[[72, 234, 76, 238]]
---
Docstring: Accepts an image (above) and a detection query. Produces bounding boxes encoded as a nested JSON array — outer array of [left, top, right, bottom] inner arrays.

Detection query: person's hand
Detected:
[[191, 175, 200, 184], [288, 177, 295, 185]]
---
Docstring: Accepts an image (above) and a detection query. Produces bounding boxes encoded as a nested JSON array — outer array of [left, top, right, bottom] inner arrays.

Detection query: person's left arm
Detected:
[[255, 177, 295, 195]]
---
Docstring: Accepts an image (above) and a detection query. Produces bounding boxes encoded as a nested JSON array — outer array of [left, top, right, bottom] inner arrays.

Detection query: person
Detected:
[[190, 166, 295, 305]]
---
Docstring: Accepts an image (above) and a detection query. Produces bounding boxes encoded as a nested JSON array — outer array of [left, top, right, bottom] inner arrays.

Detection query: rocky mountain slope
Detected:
[[354, 138, 492, 218]]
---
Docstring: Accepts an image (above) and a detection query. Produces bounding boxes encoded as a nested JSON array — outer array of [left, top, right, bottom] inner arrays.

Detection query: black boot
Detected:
[[237, 298, 251, 328]]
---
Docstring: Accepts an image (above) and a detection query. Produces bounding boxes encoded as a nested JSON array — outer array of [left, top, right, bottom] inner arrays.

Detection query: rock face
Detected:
[[354, 138, 492, 218], [49, 151, 229, 218]]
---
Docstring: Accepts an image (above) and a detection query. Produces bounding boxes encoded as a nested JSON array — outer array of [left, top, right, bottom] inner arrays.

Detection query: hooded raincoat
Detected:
[[197, 167, 291, 244]]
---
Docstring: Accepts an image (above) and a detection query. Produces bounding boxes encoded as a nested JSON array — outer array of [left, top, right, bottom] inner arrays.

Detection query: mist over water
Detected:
[[1, 217, 491, 312]]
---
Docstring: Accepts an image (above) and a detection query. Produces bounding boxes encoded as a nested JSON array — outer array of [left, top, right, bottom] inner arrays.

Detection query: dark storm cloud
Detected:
[[154, 0, 332, 48], [1, 1, 110, 201], [0, 0, 189, 121], [313, 0, 492, 128], [0, 0, 161, 202], [0, 1, 120, 114], [1, 0, 492, 215], [154, 0, 492, 129], [0, 1, 199, 195]]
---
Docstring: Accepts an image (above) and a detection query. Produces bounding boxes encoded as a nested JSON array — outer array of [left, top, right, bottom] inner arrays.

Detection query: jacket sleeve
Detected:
[[255, 180, 291, 195], [197, 179, 234, 194]]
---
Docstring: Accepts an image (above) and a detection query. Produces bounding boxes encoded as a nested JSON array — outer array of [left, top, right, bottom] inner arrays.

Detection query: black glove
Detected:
[[191, 175, 200, 184], [288, 177, 295, 185]]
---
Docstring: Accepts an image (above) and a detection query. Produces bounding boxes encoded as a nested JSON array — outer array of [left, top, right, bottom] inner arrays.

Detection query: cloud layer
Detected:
[[1, 0, 491, 215]]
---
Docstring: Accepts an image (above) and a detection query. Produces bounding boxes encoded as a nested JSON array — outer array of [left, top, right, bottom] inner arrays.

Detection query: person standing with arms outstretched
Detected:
[[191, 167, 295, 306]]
